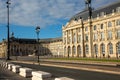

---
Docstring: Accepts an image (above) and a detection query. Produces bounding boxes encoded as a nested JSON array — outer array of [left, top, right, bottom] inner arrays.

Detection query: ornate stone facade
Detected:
[[62, 1, 120, 58]]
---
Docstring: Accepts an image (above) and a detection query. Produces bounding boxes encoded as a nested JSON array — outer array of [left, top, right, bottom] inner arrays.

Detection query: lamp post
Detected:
[[35, 26, 40, 63], [80, 17, 85, 57], [6, 0, 11, 60], [85, 0, 93, 57]]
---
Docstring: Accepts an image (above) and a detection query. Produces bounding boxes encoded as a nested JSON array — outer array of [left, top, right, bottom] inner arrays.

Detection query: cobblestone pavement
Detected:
[[0, 61, 31, 80]]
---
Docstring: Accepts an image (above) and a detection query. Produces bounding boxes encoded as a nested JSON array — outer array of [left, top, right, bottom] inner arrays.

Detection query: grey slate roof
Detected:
[[70, 1, 120, 21], [10, 37, 62, 44]]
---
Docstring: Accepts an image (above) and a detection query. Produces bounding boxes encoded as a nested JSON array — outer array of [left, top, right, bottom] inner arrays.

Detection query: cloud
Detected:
[[0, 0, 119, 27]]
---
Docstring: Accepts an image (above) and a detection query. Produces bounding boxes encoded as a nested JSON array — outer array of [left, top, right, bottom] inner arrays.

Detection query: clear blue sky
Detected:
[[0, 0, 119, 41]]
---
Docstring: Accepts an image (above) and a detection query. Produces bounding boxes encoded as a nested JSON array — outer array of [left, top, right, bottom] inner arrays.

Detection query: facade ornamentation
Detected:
[[62, 1, 120, 58]]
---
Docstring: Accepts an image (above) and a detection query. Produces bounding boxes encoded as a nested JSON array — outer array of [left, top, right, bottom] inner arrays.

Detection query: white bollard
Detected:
[[19, 67, 32, 78], [32, 71, 52, 80], [55, 77, 75, 80], [12, 65, 21, 73], [8, 64, 15, 71]]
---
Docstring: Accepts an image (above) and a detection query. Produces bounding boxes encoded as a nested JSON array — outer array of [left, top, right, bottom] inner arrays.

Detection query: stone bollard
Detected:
[[8, 64, 15, 71], [12, 65, 21, 73], [32, 71, 52, 80], [19, 67, 32, 78]]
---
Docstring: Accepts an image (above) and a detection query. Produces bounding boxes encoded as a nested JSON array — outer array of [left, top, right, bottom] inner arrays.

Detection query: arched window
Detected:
[[117, 42, 120, 54], [108, 21, 112, 27], [94, 44, 98, 54], [73, 46, 76, 54], [101, 43, 105, 54], [85, 44, 89, 54], [77, 45, 81, 55], [108, 43, 113, 54]]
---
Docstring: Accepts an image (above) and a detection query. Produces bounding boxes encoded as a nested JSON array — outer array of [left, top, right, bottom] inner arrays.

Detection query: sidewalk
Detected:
[[0, 61, 31, 80]]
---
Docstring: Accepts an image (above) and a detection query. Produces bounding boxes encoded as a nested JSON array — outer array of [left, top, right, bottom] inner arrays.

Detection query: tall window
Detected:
[[117, 42, 120, 54], [94, 44, 98, 54], [77, 35, 81, 43], [94, 33, 98, 40], [78, 28, 81, 32], [68, 37, 70, 44], [85, 34, 88, 42], [117, 29, 120, 39], [85, 27, 88, 31], [116, 19, 120, 26], [73, 33, 76, 43], [85, 44, 89, 54], [73, 46, 76, 54], [64, 38, 66, 44], [100, 24, 104, 29], [64, 47, 66, 54], [108, 31, 112, 39], [77, 45, 81, 55], [93, 25, 97, 30], [108, 43, 113, 54], [108, 21, 112, 27], [100, 32, 105, 40], [101, 44, 105, 54], [68, 46, 71, 56]]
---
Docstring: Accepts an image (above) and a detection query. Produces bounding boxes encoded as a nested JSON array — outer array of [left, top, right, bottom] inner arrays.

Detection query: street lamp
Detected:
[[85, 0, 92, 19], [6, 0, 11, 60], [85, 0, 94, 57], [80, 17, 85, 57], [35, 26, 40, 63]]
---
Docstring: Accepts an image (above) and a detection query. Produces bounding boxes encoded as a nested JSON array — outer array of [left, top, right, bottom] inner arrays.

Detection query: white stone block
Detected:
[[8, 64, 14, 71], [12, 65, 21, 73], [32, 71, 52, 80], [55, 77, 75, 80], [19, 67, 32, 78]]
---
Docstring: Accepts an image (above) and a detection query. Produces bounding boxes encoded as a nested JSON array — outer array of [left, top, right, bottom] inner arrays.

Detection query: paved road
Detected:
[[10, 56, 120, 74], [12, 62, 120, 80]]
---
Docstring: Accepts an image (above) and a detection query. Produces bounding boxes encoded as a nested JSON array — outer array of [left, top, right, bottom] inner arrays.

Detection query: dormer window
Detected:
[[97, 14, 99, 17], [112, 9, 115, 13], [74, 18, 78, 21], [116, 7, 120, 12], [100, 12, 104, 17]]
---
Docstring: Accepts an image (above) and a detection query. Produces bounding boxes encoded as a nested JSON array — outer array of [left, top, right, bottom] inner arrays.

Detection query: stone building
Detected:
[[62, 1, 120, 58], [0, 37, 63, 58], [0, 1, 120, 59]]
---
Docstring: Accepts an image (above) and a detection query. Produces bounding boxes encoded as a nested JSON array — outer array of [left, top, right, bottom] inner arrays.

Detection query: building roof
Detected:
[[10, 37, 62, 44], [70, 1, 120, 21]]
